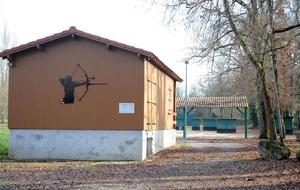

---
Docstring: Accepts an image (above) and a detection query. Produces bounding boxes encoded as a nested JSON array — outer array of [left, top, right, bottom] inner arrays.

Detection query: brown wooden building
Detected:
[[0, 26, 182, 160]]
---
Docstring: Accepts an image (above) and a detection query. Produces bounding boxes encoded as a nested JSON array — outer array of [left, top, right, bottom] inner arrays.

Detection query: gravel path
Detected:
[[0, 131, 299, 190]]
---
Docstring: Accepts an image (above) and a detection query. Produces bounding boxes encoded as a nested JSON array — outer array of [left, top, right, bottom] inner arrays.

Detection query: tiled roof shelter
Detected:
[[176, 96, 249, 139], [176, 97, 248, 108]]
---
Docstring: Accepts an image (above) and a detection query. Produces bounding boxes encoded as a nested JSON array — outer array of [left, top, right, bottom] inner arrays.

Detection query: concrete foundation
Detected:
[[9, 129, 176, 161]]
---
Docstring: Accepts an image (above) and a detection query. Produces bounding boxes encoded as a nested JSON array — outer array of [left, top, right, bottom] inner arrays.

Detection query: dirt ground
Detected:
[[0, 128, 300, 190]]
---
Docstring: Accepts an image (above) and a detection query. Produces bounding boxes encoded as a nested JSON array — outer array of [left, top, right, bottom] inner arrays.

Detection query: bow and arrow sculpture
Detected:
[[59, 64, 107, 104]]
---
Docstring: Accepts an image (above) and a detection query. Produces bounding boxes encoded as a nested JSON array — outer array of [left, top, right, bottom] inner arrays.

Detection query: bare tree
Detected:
[[176, 84, 184, 97], [0, 25, 12, 123], [164, 0, 300, 142]]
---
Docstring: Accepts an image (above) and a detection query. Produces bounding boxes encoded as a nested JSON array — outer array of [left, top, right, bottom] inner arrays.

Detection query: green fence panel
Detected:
[[176, 119, 184, 130], [275, 117, 293, 134], [216, 119, 237, 133], [203, 119, 217, 131], [176, 113, 195, 130], [192, 119, 201, 130]]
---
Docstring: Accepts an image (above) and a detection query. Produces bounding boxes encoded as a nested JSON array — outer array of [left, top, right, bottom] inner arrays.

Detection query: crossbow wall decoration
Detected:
[[59, 64, 107, 104]]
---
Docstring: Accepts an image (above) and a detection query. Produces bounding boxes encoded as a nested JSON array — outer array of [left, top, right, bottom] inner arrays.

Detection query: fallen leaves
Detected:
[[0, 138, 299, 190]]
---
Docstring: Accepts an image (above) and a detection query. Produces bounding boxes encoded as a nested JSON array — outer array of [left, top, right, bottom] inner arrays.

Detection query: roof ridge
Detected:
[[0, 26, 182, 82]]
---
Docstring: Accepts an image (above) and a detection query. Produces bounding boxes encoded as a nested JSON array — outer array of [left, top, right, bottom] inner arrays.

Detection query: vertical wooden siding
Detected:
[[143, 60, 175, 131], [8, 37, 144, 130]]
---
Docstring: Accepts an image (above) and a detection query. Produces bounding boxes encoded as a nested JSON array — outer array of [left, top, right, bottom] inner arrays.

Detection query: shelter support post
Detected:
[[244, 107, 248, 139], [183, 107, 187, 138], [236, 107, 248, 139]]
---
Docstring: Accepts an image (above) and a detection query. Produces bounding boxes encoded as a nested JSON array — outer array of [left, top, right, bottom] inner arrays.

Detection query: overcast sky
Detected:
[[0, 0, 208, 91]]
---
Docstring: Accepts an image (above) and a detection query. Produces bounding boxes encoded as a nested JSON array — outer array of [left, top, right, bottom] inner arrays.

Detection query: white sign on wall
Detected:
[[119, 103, 135, 114]]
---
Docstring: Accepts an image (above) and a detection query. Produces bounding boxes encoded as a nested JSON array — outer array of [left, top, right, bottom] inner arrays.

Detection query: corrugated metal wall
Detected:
[[8, 37, 145, 130], [143, 60, 175, 131]]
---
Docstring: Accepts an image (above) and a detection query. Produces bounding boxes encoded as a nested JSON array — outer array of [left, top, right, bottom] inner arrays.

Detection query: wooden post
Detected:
[[220, 108, 223, 119]]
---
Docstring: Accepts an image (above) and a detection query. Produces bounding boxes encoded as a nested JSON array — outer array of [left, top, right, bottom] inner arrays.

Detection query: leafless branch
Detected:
[[273, 23, 300, 34]]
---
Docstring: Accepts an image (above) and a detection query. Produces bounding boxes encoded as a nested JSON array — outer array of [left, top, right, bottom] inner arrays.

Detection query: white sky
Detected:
[[0, 0, 208, 91]]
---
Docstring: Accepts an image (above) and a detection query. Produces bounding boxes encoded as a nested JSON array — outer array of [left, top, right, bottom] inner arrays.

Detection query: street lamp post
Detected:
[[183, 60, 189, 139]]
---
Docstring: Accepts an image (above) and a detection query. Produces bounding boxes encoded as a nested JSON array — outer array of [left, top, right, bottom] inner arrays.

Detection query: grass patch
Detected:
[[287, 144, 300, 149], [145, 154, 155, 161], [0, 179, 17, 186], [0, 124, 8, 156], [239, 156, 252, 164], [177, 143, 191, 148]]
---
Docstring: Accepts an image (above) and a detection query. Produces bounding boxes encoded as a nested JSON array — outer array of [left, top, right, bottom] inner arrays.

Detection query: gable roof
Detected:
[[176, 97, 248, 108], [0, 26, 182, 82]]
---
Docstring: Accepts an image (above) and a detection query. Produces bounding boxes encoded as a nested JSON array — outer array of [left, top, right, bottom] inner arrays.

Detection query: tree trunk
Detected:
[[259, 68, 277, 140], [258, 101, 268, 139], [223, 0, 276, 140], [267, 0, 285, 142], [250, 0, 267, 138], [257, 74, 268, 139]]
